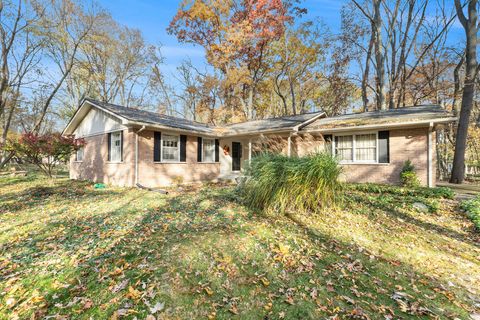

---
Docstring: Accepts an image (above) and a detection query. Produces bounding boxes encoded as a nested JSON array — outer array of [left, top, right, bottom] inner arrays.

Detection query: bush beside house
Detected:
[[241, 153, 342, 214]]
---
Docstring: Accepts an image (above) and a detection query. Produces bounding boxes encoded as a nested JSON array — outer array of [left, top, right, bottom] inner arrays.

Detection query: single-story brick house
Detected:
[[62, 98, 456, 187]]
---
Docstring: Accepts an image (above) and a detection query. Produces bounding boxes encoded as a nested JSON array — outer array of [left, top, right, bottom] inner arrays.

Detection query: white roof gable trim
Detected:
[[63, 100, 129, 136], [73, 108, 127, 138]]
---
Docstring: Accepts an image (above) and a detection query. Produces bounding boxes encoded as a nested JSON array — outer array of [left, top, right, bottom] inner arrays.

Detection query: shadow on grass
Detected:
[[345, 191, 480, 249], [0, 179, 477, 319]]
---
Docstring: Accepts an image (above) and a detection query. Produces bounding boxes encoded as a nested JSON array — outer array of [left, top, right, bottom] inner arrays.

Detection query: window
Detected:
[[109, 132, 122, 162], [162, 134, 179, 162], [334, 133, 377, 163], [75, 147, 84, 162], [335, 135, 353, 162], [203, 139, 215, 162], [355, 134, 376, 162]]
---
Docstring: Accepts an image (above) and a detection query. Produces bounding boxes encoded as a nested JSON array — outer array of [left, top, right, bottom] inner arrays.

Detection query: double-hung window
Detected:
[[335, 135, 353, 162], [334, 133, 377, 163], [162, 134, 179, 162], [75, 147, 84, 162], [109, 132, 122, 162], [203, 139, 215, 162]]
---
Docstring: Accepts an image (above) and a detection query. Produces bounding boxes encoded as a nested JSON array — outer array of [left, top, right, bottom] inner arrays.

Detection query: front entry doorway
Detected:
[[232, 142, 242, 171]]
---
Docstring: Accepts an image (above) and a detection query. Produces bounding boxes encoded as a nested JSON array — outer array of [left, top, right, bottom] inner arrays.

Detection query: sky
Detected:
[[98, 0, 345, 76], [98, 0, 465, 81]]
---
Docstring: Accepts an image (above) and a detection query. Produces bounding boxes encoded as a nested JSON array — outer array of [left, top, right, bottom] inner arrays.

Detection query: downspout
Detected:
[[428, 122, 434, 188], [135, 126, 146, 186]]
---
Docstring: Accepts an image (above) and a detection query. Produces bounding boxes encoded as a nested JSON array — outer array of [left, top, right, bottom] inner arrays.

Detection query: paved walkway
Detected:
[[437, 182, 480, 200]]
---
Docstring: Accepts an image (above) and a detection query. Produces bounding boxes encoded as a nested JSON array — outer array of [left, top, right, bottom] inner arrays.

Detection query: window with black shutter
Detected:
[[197, 137, 203, 162], [378, 131, 390, 163], [180, 135, 187, 162], [154, 132, 161, 162]]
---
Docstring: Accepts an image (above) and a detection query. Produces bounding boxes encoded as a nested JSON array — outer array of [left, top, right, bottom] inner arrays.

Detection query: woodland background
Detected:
[[1, 0, 480, 181]]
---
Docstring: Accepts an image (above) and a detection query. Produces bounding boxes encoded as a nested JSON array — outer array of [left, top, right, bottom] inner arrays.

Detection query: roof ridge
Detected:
[[223, 110, 324, 127]]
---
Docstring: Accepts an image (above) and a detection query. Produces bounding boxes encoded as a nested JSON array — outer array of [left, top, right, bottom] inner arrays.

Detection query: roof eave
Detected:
[[127, 121, 217, 137], [301, 117, 457, 133]]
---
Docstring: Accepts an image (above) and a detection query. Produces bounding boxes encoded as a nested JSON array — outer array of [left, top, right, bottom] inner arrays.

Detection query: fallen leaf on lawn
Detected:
[[229, 305, 239, 315], [126, 286, 141, 300], [149, 301, 165, 314], [204, 287, 214, 296], [285, 296, 295, 305], [260, 277, 270, 287]]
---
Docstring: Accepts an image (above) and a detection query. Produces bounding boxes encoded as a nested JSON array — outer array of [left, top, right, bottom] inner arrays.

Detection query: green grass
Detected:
[[0, 176, 479, 319]]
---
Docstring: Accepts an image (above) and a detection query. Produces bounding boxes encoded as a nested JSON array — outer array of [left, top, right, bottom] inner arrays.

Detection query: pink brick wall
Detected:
[[136, 130, 220, 187], [70, 127, 433, 187], [340, 127, 431, 185], [70, 129, 135, 187]]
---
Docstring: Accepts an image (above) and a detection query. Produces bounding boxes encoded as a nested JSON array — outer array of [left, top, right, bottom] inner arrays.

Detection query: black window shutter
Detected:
[[120, 131, 123, 162], [180, 135, 187, 162], [197, 137, 203, 162], [323, 134, 333, 154], [107, 132, 111, 161], [378, 131, 390, 163], [154, 132, 161, 162], [215, 139, 220, 162]]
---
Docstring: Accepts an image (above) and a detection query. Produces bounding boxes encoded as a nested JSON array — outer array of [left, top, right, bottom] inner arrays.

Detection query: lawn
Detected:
[[0, 175, 479, 319]]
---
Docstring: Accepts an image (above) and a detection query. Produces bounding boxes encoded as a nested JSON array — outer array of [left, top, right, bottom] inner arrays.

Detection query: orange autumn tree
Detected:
[[168, 0, 293, 121]]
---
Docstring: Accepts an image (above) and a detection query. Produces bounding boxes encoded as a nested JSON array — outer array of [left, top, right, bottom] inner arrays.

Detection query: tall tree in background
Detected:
[[168, 0, 292, 120], [0, 0, 44, 166], [450, 0, 478, 184]]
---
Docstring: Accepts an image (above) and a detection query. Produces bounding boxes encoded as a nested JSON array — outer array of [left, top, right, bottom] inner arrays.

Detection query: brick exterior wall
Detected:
[[69, 129, 135, 187], [339, 127, 432, 185], [70, 127, 433, 187], [136, 130, 220, 187]]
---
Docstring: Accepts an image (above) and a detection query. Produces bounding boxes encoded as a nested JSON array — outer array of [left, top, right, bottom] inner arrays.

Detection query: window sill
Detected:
[[73, 161, 83, 163], [107, 161, 124, 164], [154, 161, 183, 164]]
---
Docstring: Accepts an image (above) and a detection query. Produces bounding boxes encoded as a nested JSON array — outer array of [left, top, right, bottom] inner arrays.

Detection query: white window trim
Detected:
[[161, 134, 180, 163], [202, 138, 216, 163], [332, 132, 379, 164], [75, 147, 84, 162], [108, 131, 123, 163]]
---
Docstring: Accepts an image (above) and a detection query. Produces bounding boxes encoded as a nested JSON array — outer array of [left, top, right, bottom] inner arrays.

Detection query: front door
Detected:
[[232, 142, 242, 171]]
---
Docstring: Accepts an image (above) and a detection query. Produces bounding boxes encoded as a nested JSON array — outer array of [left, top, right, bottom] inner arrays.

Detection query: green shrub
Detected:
[[400, 160, 420, 187], [241, 153, 342, 214], [461, 196, 480, 231]]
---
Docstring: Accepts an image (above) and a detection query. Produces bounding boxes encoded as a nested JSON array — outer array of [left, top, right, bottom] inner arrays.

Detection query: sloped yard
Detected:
[[0, 176, 479, 319]]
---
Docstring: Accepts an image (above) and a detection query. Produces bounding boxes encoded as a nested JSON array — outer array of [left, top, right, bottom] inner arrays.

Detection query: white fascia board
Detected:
[[300, 117, 457, 134], [127, 121, 217, 137], [293, 112, 327, 131]]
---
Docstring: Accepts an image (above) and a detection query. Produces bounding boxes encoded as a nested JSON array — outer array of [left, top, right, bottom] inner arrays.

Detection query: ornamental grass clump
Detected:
[[242, 152, 342, 214]]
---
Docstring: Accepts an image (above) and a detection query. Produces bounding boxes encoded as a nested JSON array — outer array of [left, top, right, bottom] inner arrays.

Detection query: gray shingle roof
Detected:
[[85, 98, 215, 134], [82, 99, 454, 136], [221, 112, 324, 135], [304, 105, 454, 130], [85, 98, 323, 135]]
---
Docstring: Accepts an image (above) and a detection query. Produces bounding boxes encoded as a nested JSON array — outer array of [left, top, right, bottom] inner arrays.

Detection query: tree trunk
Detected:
[[362, 26, 374, 112], [373, 0, 386, 111], [450, 0, 478, 184]]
